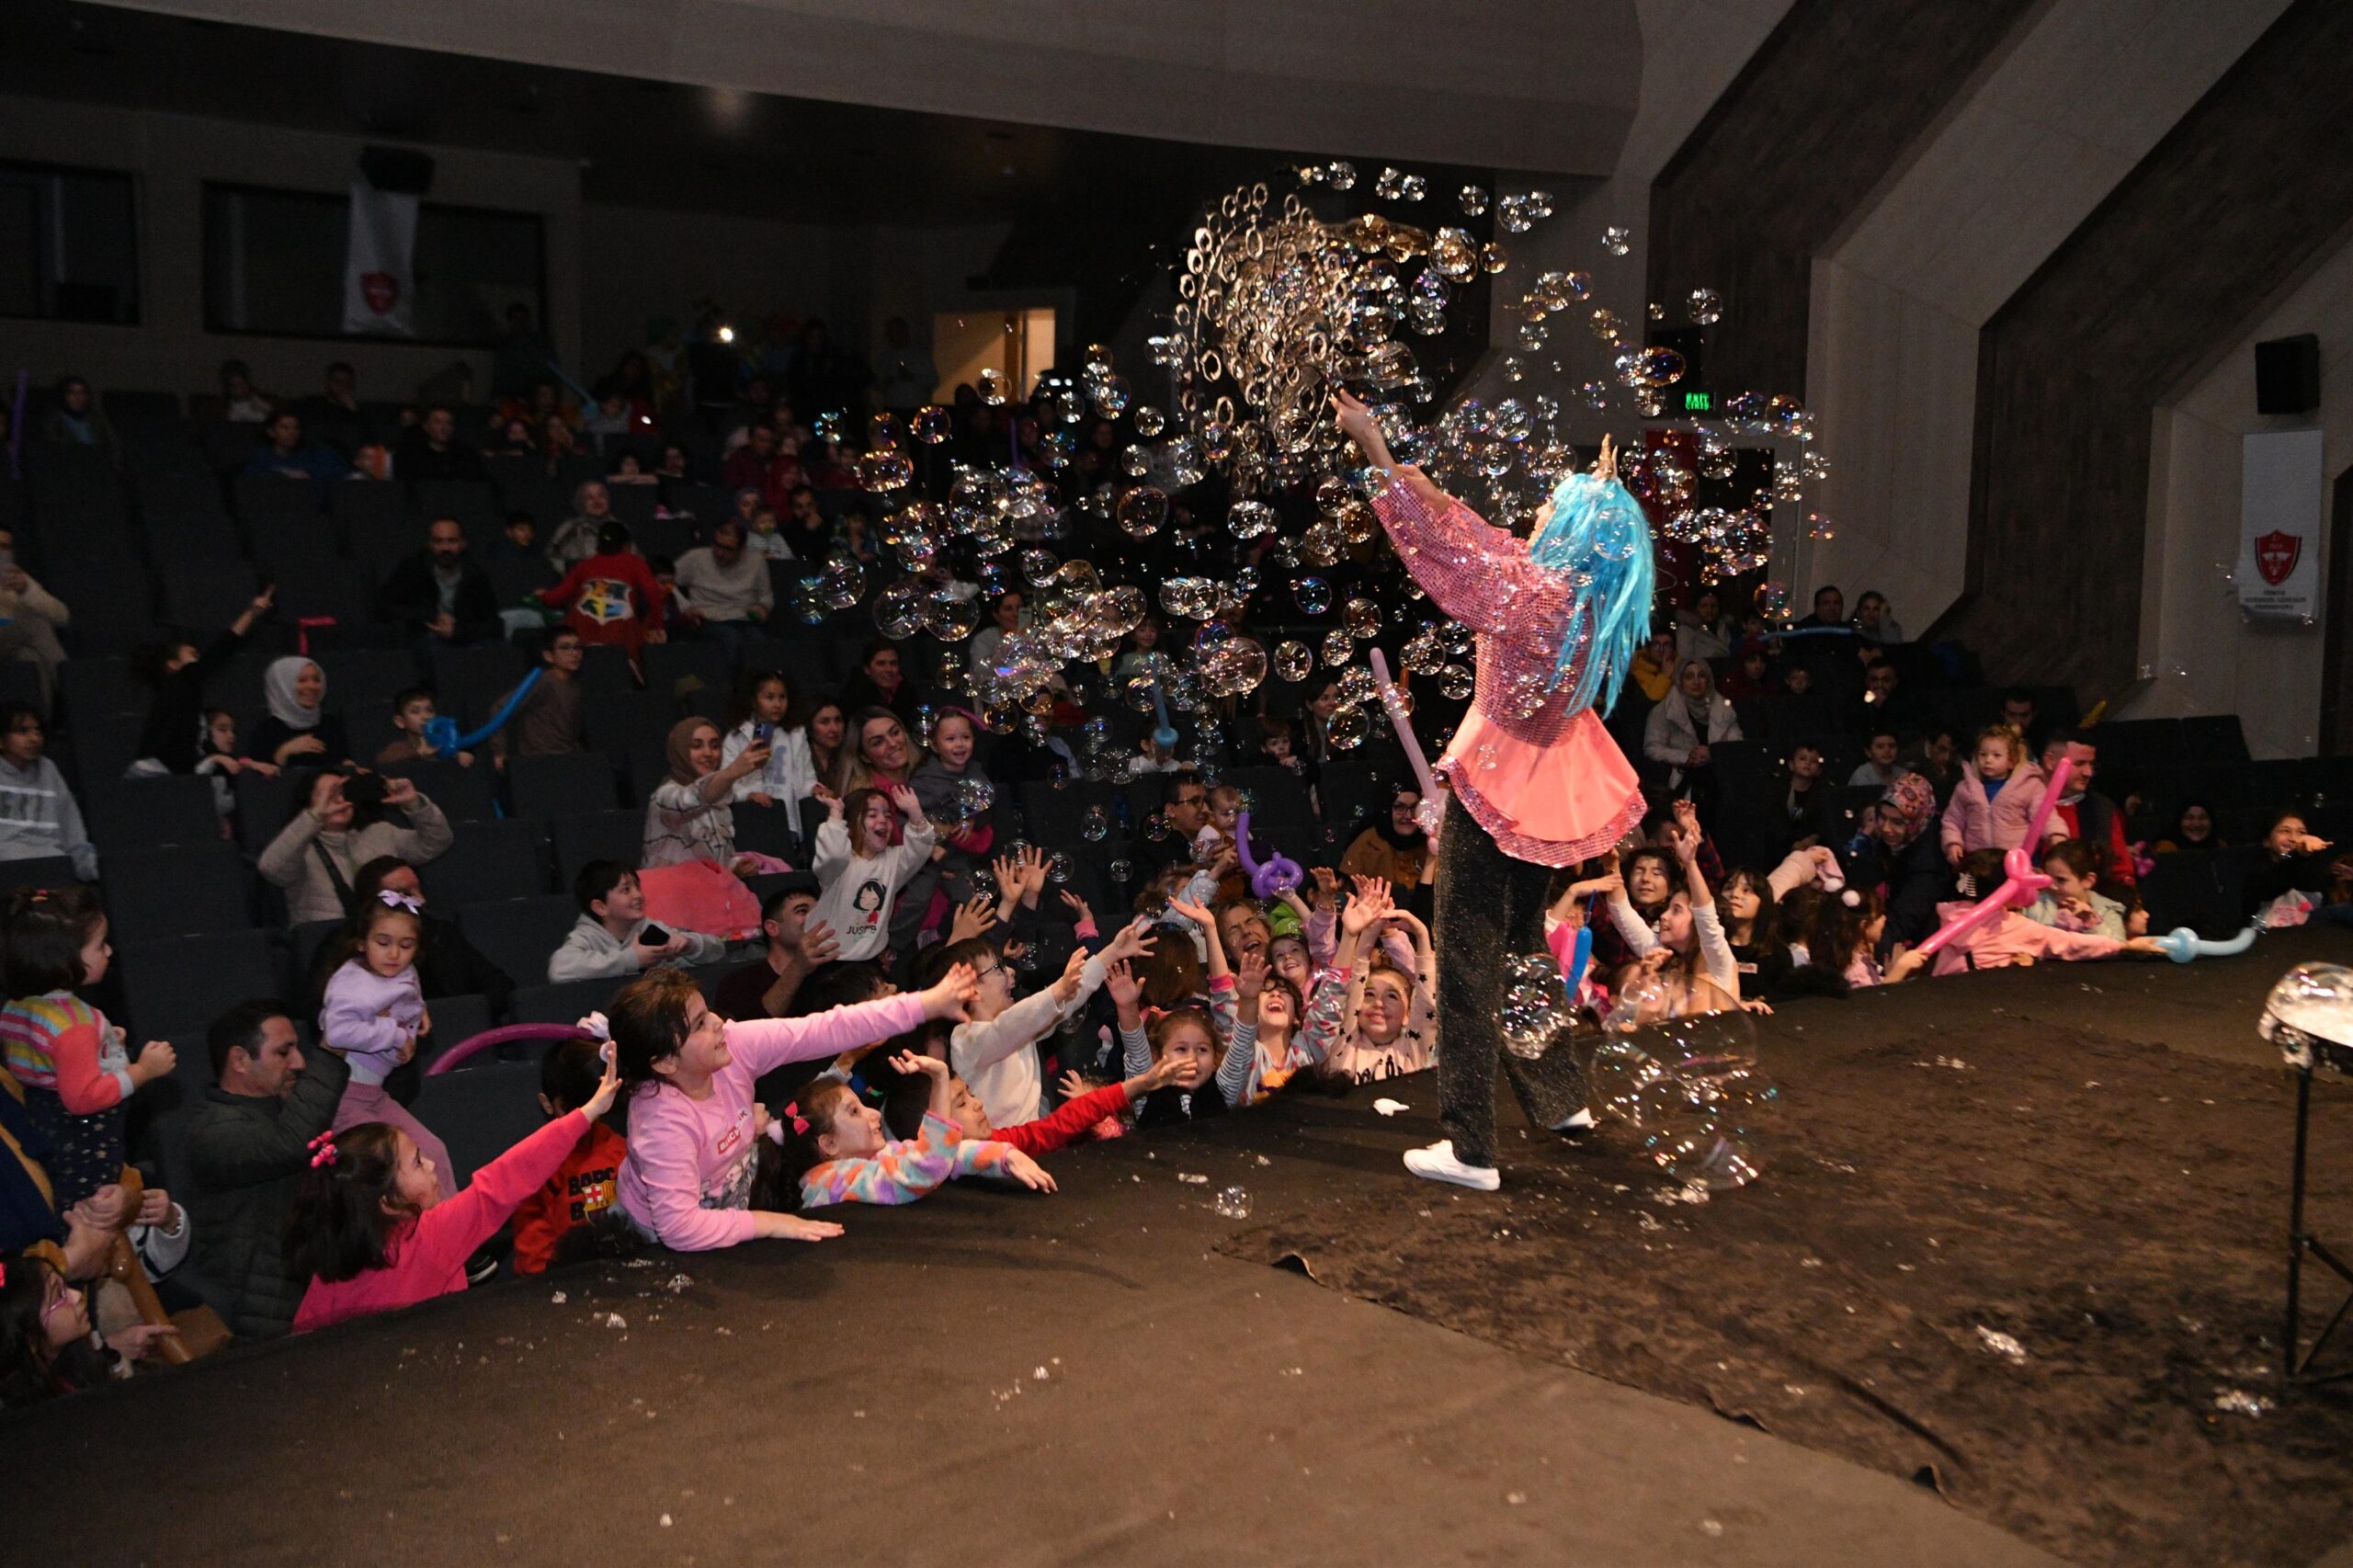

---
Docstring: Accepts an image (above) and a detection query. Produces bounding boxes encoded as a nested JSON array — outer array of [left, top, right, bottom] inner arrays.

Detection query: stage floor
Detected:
[[5, 930, 2351, 1567]]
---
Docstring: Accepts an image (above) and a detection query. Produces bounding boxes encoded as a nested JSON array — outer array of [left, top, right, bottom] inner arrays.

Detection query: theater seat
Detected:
[[410, 1061, 543, 1188], [119, 929, 282, 1040]]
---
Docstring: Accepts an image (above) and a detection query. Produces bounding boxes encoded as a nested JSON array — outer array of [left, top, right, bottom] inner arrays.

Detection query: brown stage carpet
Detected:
[[1222, 989, 2353, 1568]]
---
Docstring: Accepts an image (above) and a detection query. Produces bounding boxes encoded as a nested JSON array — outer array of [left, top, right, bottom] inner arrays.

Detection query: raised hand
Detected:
[[923, 961, 980, 1021], [1235, 948, 1267, 1002], [1100, 918, 1156, 966], [1057, 888, 1094, 927], [948, 895, 998, 946], [798, 918, 841, 967], [1050, 946, 1090, 1006], [889, 1050, 949, 1083], [1104, 957, 1143, 1013]]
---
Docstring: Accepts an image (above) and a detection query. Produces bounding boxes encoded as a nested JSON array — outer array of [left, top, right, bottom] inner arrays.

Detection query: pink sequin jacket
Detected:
[[1370, 476, 1644, 865]]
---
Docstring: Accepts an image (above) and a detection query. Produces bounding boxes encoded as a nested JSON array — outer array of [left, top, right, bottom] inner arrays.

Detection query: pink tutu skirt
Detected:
[[1436, 707, 1643, 868]]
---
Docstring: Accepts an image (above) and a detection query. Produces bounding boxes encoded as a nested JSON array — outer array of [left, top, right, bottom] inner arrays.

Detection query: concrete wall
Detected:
[[0, 95, 583, 400], [1802, 0, 2290, 635], [2135, 222, 2353, 759]]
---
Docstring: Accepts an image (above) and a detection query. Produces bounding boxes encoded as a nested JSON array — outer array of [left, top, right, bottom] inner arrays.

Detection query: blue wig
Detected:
[[1528, 472, 1654, 715]]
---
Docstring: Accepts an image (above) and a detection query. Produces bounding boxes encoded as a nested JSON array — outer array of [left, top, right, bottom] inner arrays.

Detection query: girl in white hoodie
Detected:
[[810, 782, 936, 962]]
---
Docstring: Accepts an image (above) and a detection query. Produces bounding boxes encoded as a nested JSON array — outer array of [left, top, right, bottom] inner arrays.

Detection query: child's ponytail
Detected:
[[283, 1123, 411, 1284]]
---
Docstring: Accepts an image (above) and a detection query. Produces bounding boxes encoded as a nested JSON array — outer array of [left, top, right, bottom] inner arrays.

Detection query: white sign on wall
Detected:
[[2239, 428, 2324, 622], [342, 180, 419, 337]]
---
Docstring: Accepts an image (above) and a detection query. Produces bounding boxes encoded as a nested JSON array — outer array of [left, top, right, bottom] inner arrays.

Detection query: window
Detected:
[[0, 161, 140, 324], [201, 183, 544, 346]]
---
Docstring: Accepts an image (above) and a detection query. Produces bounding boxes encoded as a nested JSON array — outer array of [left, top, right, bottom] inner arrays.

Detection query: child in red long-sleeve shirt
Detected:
[[511, 1039, 630, 1275], [932, 1054, 1184, 1154], [287, 1050, 622, 1332]]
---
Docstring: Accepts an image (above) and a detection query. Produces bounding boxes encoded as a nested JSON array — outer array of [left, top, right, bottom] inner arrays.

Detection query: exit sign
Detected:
[[1683, 391, 1713, 413]]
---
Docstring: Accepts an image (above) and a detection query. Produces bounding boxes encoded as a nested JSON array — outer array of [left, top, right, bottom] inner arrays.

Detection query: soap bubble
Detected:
[[1294, 577, 1332, 616], [818, 556, 866, 609], [1326, 705, 1370, 751], [1108, 858, 1134, 883], [1756, 580, 1792, 622], [1081, 806, 1109, 843], [1603, 226, 1631, 256], [1805, 512, 1836, 541], [1133, 405, 1166, 437], [955, 778, 996, 818], [857, 449, 913, 492], [872, 579, 925, 639], [1273, 640, 1313, 683], [1459, 184, 1490, 215], [913, 405, 952, 444], [1321, 629, 1355, 666], [1196, 634, 1269, 698], [1500, 952, 1567, 1057], [1047, 851, 1073, 884], [1117, 486, 1167, 539], [1212, 1186, 1252, 1219], [1438, 665, 1474, 701], [921, 590, 981, 642], [977, 368, 1010, 405], [1688, 288, 1722, 325]]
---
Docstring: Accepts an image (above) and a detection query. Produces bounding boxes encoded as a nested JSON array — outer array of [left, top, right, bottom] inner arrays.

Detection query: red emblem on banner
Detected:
[[2256, 529, 2302, 586], [360, 271, 399, 316]]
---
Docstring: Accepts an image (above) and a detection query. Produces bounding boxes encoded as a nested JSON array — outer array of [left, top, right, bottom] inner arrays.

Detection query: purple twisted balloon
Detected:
[[1234, 810, 1302, 900]]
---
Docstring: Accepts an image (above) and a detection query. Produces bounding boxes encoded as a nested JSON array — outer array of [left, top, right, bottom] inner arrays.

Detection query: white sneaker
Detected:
[[1404, 1140, 1501, 1191]]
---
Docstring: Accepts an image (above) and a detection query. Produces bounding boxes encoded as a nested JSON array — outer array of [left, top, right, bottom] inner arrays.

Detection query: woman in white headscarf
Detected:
[[246, 656, 353, 769]]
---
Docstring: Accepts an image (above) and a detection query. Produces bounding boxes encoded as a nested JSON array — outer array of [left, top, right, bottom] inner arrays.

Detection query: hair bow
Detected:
[[574, 1011, 611, 1041], [783, 1100, 810, 1136], [0, 1260, 8, 1289], [307, 1131, 339, 1168], [376, 890, 423, 915]]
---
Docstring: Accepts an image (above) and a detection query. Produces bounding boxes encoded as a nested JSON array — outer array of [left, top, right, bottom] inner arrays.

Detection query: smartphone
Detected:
[[752, 722, 775, 744], [639, 923, 672, 946]]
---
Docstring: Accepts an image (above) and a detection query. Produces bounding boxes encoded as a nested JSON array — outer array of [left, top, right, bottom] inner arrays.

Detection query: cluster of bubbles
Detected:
[[1587, 1003, 1775, 1191], [775, 156, 1826, 777]]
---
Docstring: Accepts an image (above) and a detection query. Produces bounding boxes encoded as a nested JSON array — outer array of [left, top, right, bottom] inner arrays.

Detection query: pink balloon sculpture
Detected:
[[426, 1022, 593, 1075], [1913, 757, 2073, 959], [1368, 648, 1444, 835]]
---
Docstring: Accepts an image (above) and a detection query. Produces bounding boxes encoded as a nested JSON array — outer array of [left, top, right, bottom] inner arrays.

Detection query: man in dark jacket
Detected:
[[183, 999, 347, 1338], [377, 517, 502, 653]]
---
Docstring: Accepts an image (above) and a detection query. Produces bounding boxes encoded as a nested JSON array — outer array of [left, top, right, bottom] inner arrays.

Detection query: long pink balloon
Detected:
[[426, 1022, 594, 1075], [1913, 756, 2073, 959], [1367, 648, 1443, 833]]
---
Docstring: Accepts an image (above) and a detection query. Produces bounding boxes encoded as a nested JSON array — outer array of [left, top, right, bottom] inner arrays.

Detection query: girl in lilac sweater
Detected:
[[319, 892, 455, 1199], [613, 960, 979, 1250]]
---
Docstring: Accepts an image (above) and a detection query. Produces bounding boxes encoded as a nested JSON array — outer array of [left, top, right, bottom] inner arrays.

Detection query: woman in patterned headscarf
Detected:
[[1847, 770, 1954, 949]]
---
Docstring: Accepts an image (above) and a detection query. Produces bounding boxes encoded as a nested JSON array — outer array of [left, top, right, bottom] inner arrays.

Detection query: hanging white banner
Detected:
[[2239, 428, 2323, 622], [342, 180, 419, 336]]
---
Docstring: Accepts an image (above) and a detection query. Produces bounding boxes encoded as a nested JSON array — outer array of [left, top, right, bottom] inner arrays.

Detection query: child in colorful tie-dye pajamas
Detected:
[[790, 1051, 1055, 1210]]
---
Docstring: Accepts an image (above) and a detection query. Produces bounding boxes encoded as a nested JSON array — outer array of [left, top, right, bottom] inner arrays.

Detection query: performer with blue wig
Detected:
[[1333, 390, 1655, 1191]]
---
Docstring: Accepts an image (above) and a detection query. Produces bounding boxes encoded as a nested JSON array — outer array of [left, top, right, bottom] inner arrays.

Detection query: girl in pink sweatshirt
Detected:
[[613, 962, 978, 1250], [289, 1051, 622, 1333], [319, 892, 454, 1199], [1941, 725, 2048, 866]]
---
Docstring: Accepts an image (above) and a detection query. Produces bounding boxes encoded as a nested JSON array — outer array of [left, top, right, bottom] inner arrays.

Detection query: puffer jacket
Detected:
[[183, 1047, 349, 1338], [1939, 758, 2049, 859]]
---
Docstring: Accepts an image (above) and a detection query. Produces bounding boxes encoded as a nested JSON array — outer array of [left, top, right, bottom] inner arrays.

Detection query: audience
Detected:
[[377, 517, 501, 653], [0, 335, 2341, 1403], [182, 999, 347, 1337], [0, 708, 97, 880], [259, 772, 453, 926], [550, 860, 725, 981]]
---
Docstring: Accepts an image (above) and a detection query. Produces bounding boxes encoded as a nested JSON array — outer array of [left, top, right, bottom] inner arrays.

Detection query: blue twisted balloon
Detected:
[[421, 667, 543, 759]]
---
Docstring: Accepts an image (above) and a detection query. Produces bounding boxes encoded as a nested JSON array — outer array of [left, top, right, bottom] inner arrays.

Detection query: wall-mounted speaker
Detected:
[[2256, 333, 2320, 416]]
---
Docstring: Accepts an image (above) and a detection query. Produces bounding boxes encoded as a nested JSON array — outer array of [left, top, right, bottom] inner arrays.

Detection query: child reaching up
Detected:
[[933, 1054, 1185, 1153], [1604, 800, 1754, 1014], [614, 961, 978, 1250], [510, 1038, 630, 1275], [938, 918, 1155, 1129], [319, 891, 454, 1199], [1222, 949, 1340, 1104], [790, 1051, 1053, 1209], [1319, 877, 1437, 1085], [0, 886, 175, 1209], [811, 782, 937, 962], [288, 1048, 624, 1332]]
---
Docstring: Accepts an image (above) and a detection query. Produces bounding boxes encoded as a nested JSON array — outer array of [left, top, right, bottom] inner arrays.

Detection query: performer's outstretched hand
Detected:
[[1330, 388, 1398, 472]]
